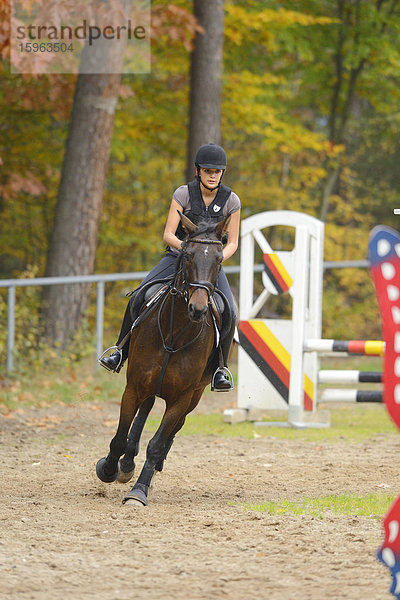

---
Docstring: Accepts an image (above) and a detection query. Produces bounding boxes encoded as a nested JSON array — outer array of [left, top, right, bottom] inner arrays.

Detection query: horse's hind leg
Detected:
[[154, 384, 206, 473], [123, 402, 191, 506], [154, 413, 186, 472], [154, 385, 207, 474], [154, 435, 175, 473], [124, 389, 204, 505], [117, 395, 155, 483], [96, 384, 139, 483]]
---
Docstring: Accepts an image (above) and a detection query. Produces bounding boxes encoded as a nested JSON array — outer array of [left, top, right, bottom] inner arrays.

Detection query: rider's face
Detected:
[[199, 168, 223, 189]]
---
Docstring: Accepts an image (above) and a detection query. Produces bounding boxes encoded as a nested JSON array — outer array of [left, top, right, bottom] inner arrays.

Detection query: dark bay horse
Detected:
[[96, 212, 231, 506]]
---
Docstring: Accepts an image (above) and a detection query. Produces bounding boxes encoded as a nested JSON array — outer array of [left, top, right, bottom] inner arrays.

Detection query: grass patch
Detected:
[[0, 361, 126, 409], [1, 356, 396, 444], [145, 407, 396, 443], [320, 355, 382, 372], [240, 492, 395, 519]]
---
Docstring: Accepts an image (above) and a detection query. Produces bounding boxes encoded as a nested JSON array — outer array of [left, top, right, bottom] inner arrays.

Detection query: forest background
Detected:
[[1, 0, 400, 368]]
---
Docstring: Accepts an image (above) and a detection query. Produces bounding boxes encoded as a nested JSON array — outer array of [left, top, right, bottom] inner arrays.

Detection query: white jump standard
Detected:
[[225, 210, 384, 427], [226, 210, 325, 427]]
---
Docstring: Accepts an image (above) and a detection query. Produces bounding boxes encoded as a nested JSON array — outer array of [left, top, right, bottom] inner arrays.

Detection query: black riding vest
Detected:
[[175, 180, 232, 241]]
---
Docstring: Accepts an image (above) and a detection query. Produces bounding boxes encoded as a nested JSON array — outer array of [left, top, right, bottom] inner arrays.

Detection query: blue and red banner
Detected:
[[369, 226, 400, 598]]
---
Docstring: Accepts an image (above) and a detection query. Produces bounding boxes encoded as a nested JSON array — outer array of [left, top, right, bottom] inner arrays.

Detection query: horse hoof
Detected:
[[96, 457, 119, 483], [122, 489, 149, 506], [116, 464, 135, 484], [124, 498, 147, 507]]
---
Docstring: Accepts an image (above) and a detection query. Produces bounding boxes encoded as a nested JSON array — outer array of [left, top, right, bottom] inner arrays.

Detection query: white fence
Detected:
[[0, 260, 369, 374], [0, 266, 246, 373]]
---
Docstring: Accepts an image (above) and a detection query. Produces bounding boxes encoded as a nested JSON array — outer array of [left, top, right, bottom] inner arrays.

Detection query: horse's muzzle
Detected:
[[188, 302, 208, 322], [187, 280, 213, 322]]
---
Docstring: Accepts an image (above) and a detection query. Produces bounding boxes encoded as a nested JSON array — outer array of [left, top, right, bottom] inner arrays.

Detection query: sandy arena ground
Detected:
[[0, 392, 397, 600]]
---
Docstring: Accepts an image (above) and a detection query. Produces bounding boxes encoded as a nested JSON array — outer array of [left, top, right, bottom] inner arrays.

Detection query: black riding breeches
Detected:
[[116, 252, 237, 364]]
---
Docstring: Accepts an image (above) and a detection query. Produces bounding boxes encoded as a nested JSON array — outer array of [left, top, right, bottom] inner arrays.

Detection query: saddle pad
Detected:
[[211, 292, 225, 314], [144, 283, 166, 303], [210, 290, 233, 344]]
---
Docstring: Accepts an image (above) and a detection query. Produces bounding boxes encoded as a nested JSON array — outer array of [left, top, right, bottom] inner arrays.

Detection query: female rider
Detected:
[[99, 143, 241, 391]]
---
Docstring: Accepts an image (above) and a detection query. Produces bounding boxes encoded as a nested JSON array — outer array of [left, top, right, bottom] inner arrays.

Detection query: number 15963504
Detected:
[[19, 42, 74, 53]]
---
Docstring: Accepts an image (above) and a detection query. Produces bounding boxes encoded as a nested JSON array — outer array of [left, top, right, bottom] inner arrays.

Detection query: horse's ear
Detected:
[[215, 215, 231, 241], [178, 210, 198, 235]]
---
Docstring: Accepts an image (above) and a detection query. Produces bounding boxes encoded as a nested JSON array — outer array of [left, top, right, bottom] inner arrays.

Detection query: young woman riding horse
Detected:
[[96, 211, 238, 506], [99, 143, 241, 390]]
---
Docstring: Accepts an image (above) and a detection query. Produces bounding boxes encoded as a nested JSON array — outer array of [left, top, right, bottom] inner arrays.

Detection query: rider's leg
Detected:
[[212, 268, 237, 391], [100, 252, 179, 373]]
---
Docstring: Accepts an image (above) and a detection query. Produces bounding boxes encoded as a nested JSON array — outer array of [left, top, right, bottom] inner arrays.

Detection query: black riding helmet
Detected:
[[195, 143, 227, 190], [195, 143, 227, 170]]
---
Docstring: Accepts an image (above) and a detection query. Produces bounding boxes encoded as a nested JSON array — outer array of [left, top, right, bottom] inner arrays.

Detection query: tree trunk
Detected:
[[319, 167, 339, 223], [186, 0, 225, 182], [42, 37, 126, 348]]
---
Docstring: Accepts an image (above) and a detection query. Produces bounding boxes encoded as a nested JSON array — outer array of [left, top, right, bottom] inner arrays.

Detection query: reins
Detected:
[[155, 234, 223, 396], [183, 238, 222, 246], [157, 291, 206, 355]]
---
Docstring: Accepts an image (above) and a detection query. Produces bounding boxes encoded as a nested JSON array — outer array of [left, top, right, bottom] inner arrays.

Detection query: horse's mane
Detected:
[[186, 220, 219, 240]]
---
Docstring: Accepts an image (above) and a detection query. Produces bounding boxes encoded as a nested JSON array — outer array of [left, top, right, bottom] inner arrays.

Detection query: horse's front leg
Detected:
[[96, 383, 139, 483], [117, 395, 155, 483]]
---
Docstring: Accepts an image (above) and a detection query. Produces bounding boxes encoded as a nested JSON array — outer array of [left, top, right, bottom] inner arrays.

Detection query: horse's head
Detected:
[[178, 211, 231, 322]]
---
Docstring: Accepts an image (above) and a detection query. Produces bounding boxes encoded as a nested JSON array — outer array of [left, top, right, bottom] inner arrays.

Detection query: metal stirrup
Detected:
[[211, 367, 234, 390], [98, 346, 123, 372]]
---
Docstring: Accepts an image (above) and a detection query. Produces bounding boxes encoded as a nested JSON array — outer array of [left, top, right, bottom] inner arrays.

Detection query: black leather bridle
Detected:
[[178, 237, 223, 301], [155, 236, 223, 396]]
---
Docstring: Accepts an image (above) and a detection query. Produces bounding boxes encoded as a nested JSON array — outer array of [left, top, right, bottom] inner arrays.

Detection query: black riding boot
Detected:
[[99, 297, 136, 373], [99, 350, 125, 373], [212, 369, 233, 391], [211, 320, 236, 392]]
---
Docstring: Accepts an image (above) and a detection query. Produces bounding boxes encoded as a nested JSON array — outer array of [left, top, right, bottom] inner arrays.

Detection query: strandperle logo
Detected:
[[10, 0, 151, 74], [15, 19, 147, 46]]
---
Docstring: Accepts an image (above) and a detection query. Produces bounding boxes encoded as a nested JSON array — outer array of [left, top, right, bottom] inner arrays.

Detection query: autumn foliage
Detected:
[[1, 0, 400, 350]]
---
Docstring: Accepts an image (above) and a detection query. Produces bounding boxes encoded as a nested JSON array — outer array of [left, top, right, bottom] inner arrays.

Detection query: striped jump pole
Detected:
[[320, 389, 383, 403], [318, 370, 382, 384], [305, 339, 385, 356], [308, 342, 384, 405]]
